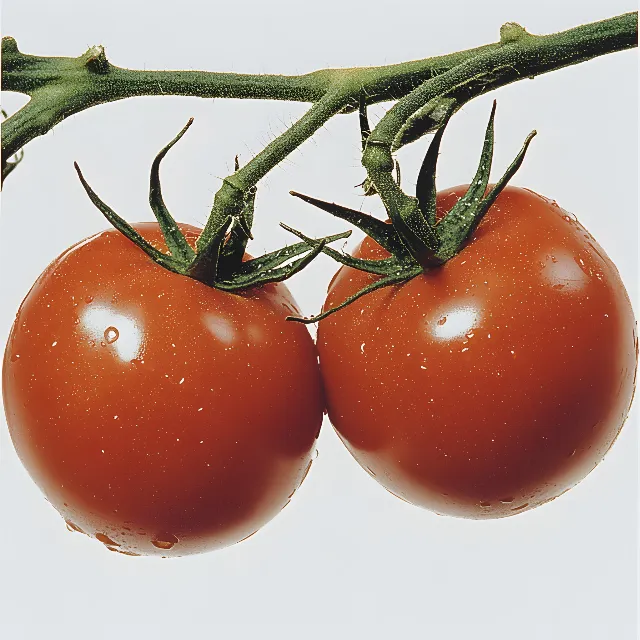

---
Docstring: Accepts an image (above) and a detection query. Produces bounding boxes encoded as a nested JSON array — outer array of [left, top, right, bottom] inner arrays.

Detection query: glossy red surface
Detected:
[[3, 223, 324, 555], [318, 186, 637, 518]]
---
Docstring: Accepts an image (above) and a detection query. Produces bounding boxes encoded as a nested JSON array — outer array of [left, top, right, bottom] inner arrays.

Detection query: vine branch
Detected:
[[2, 12, 636, 183]]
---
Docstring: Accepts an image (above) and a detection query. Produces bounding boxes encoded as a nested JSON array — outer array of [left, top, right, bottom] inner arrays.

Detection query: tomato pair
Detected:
[[3, 186, 636, 555]]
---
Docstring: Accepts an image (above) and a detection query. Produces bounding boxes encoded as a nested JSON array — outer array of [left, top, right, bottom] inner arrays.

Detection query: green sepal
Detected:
[[237, 229, 350, 276], [217, 232, 348, 291], [433, 100, 496, 255], [74, 162, 185, 274], [481, 131, 537, 209], [281, 223, 404, 276], [149, 118, 196, 263], [287, 268, 420, 324], [435, 124, 536, 262], [415, 101, 457, 226], [289, 190, 406, 256], [186, 216, 233, 285], [383, 186, 439, 263]]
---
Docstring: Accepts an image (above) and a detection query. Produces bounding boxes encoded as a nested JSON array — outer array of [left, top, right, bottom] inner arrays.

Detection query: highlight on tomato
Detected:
[[289, 102, 637, 518], [2, 121, 348, 556]]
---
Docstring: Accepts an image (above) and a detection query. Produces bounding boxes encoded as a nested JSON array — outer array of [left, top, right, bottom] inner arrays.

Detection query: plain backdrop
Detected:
[[0, 1, 637, 639]]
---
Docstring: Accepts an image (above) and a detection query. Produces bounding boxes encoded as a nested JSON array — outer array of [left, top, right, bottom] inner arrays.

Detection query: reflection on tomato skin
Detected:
[[319, 186, 637, 518]]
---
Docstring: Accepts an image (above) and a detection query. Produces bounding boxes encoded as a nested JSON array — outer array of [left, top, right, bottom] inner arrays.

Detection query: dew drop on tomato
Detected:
[[104, 326, 119, 344]]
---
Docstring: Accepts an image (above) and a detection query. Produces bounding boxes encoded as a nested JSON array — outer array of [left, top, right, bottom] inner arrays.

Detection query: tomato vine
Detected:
[[1, 13, 636, 292], [2, 13, 637, 202]]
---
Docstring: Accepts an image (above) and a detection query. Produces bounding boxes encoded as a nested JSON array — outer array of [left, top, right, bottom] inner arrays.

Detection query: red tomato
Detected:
[[3, 223, 323, 555], [318, 186, 637, 518]]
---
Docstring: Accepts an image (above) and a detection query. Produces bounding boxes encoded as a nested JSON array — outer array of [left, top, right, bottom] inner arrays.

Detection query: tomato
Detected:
[[3, 223, 324, 555], [318, 186, 637, 518]]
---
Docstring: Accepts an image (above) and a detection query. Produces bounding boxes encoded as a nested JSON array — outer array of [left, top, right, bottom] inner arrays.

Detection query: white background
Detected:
[[1, 1, 637, 638]]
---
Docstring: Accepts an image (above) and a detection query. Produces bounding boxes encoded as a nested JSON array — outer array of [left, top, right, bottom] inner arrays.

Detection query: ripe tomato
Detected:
[[3, 223, 324, 555], [318, 186, 637, 518]]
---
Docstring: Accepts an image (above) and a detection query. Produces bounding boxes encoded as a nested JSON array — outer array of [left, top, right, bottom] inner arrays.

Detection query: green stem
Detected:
[[195, 90, 350, 252], [0, 39, 502, 163], [3, 13, 636, 170], [367, 12, 637, 150], [359, 12, 637, 254]]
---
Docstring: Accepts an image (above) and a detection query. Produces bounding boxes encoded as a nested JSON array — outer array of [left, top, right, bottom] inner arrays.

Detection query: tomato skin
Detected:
[[3, 223, 324, 555], [318, 186, 637, 518]]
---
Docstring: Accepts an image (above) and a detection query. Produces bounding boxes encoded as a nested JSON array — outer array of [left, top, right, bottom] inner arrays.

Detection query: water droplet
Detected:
[[567, 449, 576, 457], [151, 534, 179, 550], [511, 503, 529, 511], [553, 284, 565, 290], [65, 520, 85, 534], [10, 353, 20, 362], [104, 326, 119, 344], [437, 316, 447, 326], [479, 501, 491, 508], [499, 497, 514, 504], [96, 533, 119, 546], [85, 295, 94, 304]]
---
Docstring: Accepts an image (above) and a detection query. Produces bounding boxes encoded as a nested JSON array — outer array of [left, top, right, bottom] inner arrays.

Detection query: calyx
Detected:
[[75, 119, 350, 291], [287, 101, 536, 322]]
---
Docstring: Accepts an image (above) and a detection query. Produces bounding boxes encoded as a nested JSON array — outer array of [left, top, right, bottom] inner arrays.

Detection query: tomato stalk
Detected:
[[2, 13, 636, 194]]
